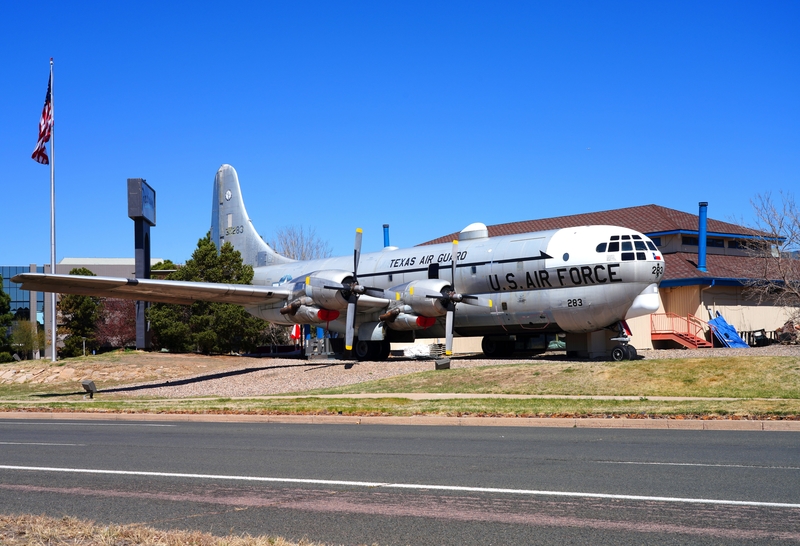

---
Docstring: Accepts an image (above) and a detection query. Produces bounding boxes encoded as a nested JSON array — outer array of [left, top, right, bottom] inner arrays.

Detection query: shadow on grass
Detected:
[[30, 360, 350, 398]]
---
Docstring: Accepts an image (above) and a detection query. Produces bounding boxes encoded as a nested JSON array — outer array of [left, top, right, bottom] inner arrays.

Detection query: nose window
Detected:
[[600, 233, 658, 258]]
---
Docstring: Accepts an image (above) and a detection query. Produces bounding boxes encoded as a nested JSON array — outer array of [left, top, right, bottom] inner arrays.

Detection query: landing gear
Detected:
[[609, 320, 637, 361], [481, 337, 515, 358], [353, 339, 391, 361]]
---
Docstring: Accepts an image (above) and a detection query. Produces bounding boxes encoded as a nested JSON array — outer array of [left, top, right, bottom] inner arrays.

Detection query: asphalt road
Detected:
[[1, 419, 799, 545]]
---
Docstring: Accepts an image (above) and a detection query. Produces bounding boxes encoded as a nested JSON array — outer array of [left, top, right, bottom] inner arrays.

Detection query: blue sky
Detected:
[[2, 1, 798, 266]]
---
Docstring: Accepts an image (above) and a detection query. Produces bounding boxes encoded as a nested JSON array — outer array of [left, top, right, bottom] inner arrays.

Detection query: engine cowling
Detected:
[[395, 279, 451, 317], [303, 270, 353, 310]]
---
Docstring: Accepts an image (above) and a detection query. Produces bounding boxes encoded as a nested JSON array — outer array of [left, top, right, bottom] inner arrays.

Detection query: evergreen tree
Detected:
[[148, 233, 272, 354], [0, 276, 14, 362], [59, 268, 102, 358]]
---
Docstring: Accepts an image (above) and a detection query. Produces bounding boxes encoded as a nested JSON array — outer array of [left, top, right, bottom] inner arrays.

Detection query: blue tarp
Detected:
[[708, 312, 749, 348]]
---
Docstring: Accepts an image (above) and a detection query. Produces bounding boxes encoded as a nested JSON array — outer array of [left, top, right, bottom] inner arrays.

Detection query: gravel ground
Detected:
[[119, 345, 800, 399]]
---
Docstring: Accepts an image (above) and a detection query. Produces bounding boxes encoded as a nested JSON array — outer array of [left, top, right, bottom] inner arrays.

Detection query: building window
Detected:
[[728, 240, 745, 249], [708, 238, 725, 248], [682, 236, 699, 246], [650, 237, 662, 246]]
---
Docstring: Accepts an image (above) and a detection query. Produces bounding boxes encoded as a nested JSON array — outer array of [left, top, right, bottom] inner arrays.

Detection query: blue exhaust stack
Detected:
[[698, 202, 708, 272], [383, 224, 390, 247]]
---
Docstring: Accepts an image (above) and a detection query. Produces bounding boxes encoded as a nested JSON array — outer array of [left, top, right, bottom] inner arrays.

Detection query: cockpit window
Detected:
[[632, 235, 642, 240], [634, 241, 646, 250], [596, 243, 607, 252], [608, 241, 619, 252], [622, 241, 633, 251], [610, 235, 619, 241], [621, 235, 631, 240], [646, 241, 657, 250]]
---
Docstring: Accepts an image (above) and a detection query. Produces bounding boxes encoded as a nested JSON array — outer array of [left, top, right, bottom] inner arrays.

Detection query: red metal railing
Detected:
[[651, 312, 709, 340]]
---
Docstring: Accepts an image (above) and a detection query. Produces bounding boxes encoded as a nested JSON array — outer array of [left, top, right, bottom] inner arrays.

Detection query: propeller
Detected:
[[427, 240, 492, 356], [318, 228, 381, 351], [344, 228, 362, 351]]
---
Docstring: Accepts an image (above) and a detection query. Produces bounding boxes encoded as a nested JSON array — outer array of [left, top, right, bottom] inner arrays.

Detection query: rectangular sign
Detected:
[[127, 178, 156, 226]]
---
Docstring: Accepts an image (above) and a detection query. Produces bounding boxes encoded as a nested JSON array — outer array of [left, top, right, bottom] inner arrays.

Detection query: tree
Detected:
[[10, 321, 43, 360], [148, 233, 277, 354], [0, 275, 13, 357], [745, 192, 800, 322], [271, 225, 332, 260], [59, 268, 102, 358], [95, 298, 137, 349]]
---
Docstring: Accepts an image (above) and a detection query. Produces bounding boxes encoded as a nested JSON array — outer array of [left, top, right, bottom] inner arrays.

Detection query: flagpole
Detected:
[[49, 58, 56, 362]]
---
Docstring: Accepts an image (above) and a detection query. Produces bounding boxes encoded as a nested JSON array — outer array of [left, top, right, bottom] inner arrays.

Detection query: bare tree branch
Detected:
[[744, 192, 800, 322], [270, 226, 333, 261]]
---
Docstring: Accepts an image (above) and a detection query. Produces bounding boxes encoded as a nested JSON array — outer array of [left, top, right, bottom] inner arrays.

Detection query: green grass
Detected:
[[301, 356, 800, 399], [3, 355, 800, 418]]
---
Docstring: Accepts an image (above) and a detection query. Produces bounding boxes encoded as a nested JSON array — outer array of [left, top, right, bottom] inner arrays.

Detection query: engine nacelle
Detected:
[[383, 312, 437, 331], [303, 270, 353, 310], [287, 306, 340, 324], [395, 279, 450, 317]]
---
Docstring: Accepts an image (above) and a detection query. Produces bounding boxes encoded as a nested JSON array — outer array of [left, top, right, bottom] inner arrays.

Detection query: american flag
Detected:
[[31, 73, 53, 165]]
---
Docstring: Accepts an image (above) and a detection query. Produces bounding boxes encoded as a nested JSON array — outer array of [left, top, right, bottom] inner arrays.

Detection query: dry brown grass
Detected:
[[0, 513, 326, 546]]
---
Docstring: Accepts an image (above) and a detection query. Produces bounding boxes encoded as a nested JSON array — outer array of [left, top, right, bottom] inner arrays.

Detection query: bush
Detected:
[[0, 352, 13, 363]]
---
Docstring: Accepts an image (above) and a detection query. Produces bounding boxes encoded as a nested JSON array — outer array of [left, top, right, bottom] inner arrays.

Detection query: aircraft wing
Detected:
[[11, 273, 292, 306]]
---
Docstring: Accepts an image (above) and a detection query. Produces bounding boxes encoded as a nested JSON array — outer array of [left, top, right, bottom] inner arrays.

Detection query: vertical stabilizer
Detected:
[[211, 164, 293, 267]]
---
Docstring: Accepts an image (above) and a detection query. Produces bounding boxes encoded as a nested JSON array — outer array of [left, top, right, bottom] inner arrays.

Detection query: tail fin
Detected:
[[211, 164, 293, 267]]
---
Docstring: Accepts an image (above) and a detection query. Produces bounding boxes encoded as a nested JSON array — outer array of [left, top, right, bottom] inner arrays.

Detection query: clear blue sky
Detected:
[[2, 1, 798, 266]]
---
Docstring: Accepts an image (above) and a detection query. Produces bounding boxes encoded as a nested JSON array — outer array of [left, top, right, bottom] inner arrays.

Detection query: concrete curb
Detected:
[[1, 411, 798, 430]]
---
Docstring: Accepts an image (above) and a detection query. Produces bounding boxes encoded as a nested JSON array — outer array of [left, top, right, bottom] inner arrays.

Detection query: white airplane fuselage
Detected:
[[243, 225, 664, 340]]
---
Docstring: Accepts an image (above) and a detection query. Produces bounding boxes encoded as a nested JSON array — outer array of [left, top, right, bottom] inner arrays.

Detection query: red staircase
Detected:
[[651, 313, 713, 349]]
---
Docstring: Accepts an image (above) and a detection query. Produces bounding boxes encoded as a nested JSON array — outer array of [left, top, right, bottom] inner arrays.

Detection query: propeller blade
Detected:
[[353, 228, 363, 279], [450, 240, 458, 288], [345, 300, 356, 351], [445, 308, 454, 356]]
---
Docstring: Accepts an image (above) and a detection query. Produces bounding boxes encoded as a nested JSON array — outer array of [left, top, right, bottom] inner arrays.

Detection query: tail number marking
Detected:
[[225, 226, 244, 236]]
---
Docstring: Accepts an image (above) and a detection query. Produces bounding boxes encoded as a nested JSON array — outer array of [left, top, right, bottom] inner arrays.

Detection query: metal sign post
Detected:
[[127, 178, 156, 350]]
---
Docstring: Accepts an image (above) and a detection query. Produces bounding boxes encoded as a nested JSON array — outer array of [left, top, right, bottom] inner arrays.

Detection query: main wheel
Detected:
[[611, 345, 625, 361], [626, 345, 638, 360], [355, 340, 385, 361], [481, 337, 514, 358], [354, 340, 371, 361]]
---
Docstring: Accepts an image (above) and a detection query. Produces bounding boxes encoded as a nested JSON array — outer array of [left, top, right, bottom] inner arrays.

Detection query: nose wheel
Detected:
[[610, 343, 637, 361], [610, 320, 637, 361]]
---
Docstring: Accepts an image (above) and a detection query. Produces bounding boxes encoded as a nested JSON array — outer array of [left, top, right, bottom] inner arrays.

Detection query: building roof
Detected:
[[662, 252, 757, 284], [422, 204, 760, 245], [59, 258, 166, 265]]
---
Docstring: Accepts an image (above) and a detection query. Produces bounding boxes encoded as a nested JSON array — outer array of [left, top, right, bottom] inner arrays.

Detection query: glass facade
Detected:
[[1, 266, 45, 324]]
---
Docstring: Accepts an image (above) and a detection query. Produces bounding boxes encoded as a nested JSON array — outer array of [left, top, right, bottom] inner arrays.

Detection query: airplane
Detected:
[[13, 164, 664, 361]]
